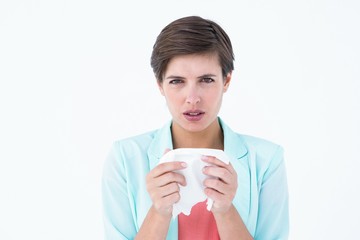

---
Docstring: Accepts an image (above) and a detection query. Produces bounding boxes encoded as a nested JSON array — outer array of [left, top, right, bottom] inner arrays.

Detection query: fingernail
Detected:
[[201, 156, 209, 160], [181, 162, 187, 167]]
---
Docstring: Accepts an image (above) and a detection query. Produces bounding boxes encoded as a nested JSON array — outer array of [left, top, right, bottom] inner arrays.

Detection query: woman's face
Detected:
[[158, 53, 231, 133]]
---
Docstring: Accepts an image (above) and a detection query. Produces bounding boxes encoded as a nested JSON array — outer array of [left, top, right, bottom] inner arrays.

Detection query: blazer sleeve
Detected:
[[254, 146, 289, 240], [102, 141, 137, 240]]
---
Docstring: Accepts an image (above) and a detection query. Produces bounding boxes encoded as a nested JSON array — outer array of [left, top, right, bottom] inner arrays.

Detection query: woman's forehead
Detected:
[[165, 53, 221, 75]]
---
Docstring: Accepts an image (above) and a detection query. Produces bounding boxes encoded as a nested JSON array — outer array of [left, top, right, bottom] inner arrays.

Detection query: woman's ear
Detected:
[[223, 72, 232, 93], [157, 80, 165, 96]]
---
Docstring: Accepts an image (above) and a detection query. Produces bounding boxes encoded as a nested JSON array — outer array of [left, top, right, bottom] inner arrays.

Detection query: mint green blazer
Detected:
[[102, 117, 289, 239]]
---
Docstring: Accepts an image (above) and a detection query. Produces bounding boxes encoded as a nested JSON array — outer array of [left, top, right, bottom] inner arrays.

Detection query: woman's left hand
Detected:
[[202, 156, 238, 214]]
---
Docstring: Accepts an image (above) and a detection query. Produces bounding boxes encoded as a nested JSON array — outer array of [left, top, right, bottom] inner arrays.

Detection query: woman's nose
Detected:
[[185, 86, 201, 104]]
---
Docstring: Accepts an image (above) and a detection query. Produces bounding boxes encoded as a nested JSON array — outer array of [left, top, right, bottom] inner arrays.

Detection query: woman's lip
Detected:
[[183, 110, 204, 115], [183, 111, 204, 121]]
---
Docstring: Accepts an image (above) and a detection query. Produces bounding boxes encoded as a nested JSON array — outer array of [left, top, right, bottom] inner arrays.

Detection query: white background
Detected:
[[1, 0, 359, 239]]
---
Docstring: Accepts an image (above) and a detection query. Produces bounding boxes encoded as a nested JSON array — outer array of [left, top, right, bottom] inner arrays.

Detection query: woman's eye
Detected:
[[169, 79, 183, 84], [201, 78, 214, 83]]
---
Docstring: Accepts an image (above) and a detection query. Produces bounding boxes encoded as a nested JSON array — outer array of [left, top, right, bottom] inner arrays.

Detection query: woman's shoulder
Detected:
[[112, 129, 159, 153], [240, 134, 283, 154], [104, 129, 161, 174], [115, 129, 158, 144], [220, 118, 282, 155], [239, 133, 285, 174]]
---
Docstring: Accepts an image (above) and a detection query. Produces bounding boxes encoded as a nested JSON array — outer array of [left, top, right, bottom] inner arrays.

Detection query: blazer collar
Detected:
[[147, 117, 248, 169], [219, 117, 248, 161], [147, 120, 173, 170]]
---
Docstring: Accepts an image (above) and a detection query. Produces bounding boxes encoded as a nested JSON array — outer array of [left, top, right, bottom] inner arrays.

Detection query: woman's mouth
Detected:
[[183, 110, 205, 121]]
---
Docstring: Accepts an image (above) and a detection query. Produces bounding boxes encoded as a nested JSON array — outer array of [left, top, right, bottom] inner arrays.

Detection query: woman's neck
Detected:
[[171, 119, 224, 150]]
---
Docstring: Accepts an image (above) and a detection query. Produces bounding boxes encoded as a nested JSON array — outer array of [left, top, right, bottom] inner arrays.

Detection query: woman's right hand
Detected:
[[146, 151, 187, 217]]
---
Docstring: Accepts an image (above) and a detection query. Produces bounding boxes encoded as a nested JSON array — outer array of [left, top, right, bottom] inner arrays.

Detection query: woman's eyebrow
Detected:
[[197, 74, 217, 79], [165, 74, 217, 80], [165, 75, 185, 80]]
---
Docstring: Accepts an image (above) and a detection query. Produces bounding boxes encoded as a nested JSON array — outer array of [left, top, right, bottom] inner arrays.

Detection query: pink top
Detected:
[[178, 200, 220, 240]]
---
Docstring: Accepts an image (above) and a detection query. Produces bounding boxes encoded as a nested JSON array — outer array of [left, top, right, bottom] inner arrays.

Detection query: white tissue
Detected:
[[158, 148, 230, 218]]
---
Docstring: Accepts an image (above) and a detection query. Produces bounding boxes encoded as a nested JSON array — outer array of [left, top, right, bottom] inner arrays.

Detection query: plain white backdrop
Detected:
[[0, 0, 359, 239]]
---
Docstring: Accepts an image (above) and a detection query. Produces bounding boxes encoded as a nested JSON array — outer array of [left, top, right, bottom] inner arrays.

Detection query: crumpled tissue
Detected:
[[158, 148, 230, 218]]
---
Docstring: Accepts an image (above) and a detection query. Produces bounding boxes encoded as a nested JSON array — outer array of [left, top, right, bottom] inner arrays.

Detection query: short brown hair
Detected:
[[150, 16, 234, 82]]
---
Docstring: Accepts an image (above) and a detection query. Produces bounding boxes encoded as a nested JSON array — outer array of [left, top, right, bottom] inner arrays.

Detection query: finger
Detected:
[[201, 155, 231, 169], [202, 156, 236, 174], [156, 171, 187, 187], [155, 191, 181, 209], [204, 188, 233, 212], [204, 187, 224, 200], [203, 178, 229, 194], [203, 165, 232, 184], [162, 182, 180, 197], [201, 155, 228, 166], [147, 171, 186, 192], [153, 191, 181, 214], [154, 182, 180, 199], [164, 191, 181, 204], [149, 161, 187, 178]]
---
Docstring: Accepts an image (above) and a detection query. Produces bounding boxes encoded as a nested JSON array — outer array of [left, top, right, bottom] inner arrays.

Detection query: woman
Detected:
[[102, 16, 289, 240]]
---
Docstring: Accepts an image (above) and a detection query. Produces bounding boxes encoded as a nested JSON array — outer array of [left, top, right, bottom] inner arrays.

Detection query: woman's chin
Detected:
[[173, 118, 212, 133]]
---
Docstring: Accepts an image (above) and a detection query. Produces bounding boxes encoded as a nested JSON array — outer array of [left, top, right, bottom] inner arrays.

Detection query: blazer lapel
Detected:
[[147, 120, 174, 171], [220, 118, 252, 224]]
